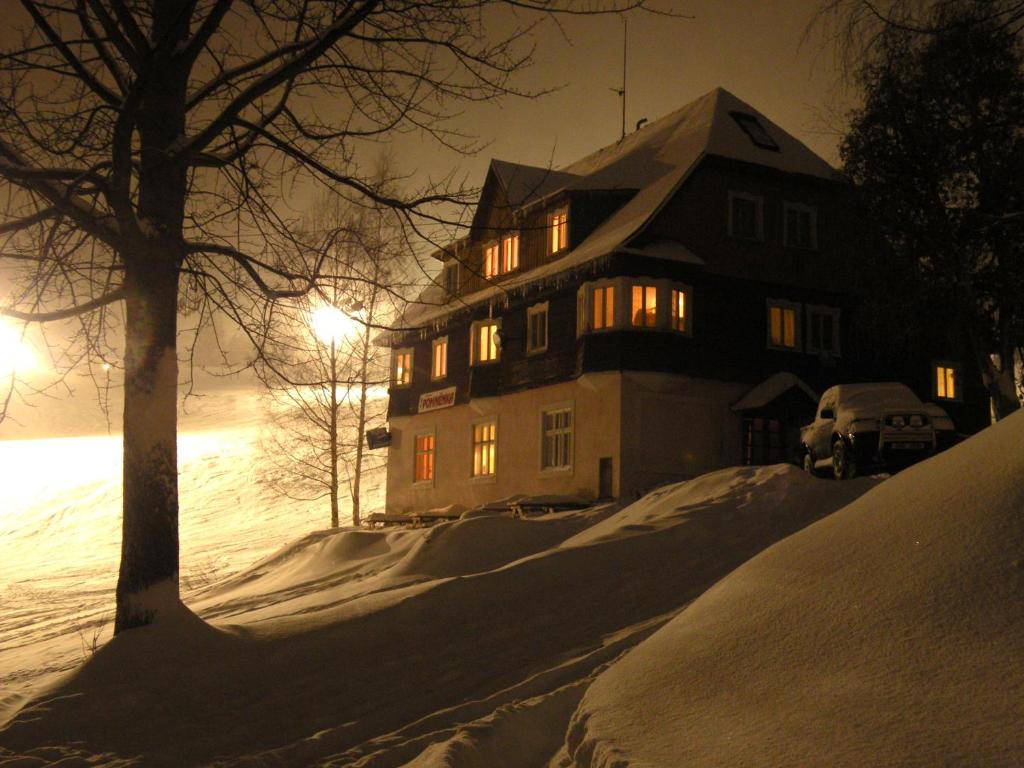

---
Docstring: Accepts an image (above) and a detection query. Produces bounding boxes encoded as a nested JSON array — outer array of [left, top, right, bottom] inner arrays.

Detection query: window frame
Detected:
[[413, 432, 436, 486], [631, 283, 658, 328], [730, 111, 781, 151], [728, 191, 764, 241], [501, 232, 520, 273], [442, 261, 459, 294], [392, 347, 414, 388], [783, 202, 818, 250], [933, 360, 962, 402], [591, 284, 616, 331], [805, 305, 841, 357], [470, 319, 501, 365], [539, 402, 574, 473], [549, 208, 569, 255], [471, 417, 498, 480], [670, 285, 693, 335], [526, 302, 549, 355], [483, 242, 500, 279], [766, 299, 802, 352], [431, 336, 449, 381]]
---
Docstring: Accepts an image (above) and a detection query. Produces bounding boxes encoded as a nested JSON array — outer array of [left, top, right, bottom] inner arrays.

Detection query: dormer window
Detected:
[[501, 233, 520, 273], [484, 243, 500, 279], [730, 111, 780, 151], [442, 262, 459, 294], [549, 209, 568, 254]]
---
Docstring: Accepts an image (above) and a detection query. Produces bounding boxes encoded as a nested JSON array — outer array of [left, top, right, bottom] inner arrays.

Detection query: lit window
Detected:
[[631, 285, 657, 327], [431, 336, 448, 380], [471, 320, 500, 364], [472, 420, 497, 477], [671, 288, 688, 332], [935, 363, 959, 400], [806, 306, 840, 356], [729, 192, 762, 240], [784, 203, 817, 249], [550, 209, 568, 254], [414, 434, 435, 483], [541, 407, 573, 470], [592, 285, 615, 330], [484, 243, 499, 279], [527, 303, 549, 354], [767, 301, 800, 350], [502, 233, 520, 273], [730, 111, 780, 151], [393, 348, 413, 386]]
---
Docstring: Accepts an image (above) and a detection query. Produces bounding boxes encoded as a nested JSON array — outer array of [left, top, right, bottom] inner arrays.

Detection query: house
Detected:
[[379, 87, 988, 513]]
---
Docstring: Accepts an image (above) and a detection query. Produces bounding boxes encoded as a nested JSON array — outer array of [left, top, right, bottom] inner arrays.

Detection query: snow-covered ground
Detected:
[[0, 383, 384, 714], [1, 410, 1021, 767]]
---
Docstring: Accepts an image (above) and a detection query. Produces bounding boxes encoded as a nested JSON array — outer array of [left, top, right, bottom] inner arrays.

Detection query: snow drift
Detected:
[[568, 409, 1024, 767]]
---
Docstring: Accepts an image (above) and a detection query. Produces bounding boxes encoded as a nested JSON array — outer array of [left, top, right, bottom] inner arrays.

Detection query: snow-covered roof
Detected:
[[731, 372, 819, 412], [400, 87, 836, 333]]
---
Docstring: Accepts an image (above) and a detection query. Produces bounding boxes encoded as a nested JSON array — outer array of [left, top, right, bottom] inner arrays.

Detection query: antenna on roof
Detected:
[[610, 16, 627, 142]]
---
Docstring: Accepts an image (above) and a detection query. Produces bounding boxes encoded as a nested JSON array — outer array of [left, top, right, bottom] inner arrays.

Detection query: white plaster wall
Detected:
[[618, 372, 748, 500], [385, 372, 622, 513]]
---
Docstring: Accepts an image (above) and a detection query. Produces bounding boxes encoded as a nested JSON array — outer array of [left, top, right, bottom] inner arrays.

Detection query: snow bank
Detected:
[[1, 464, 872, 766], [568, 410, 1024, 767]]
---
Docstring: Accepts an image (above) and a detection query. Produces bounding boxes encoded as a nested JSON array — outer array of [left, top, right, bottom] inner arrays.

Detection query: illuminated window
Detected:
[[631, 284, 657, 327], [767, 301, 800, 350], [392, 348, 413, 386], [470, 320, 500, 364], [934, 363, 960, 400], [550, 209, 568, 254], [671, 288, 688, 332], [729, 192, 762, 240], [501, 233, 520, 273], [806, 306, 840, 356], [784, 203, 817, 249], [541, 407, 573, 470], [414, 434, 435, 483], [592, 286, 615, 330], [527, 303, 548, 354], [431, 336, 448, 380], [472, 420, 497, 477], [484, 243, 500, 279]]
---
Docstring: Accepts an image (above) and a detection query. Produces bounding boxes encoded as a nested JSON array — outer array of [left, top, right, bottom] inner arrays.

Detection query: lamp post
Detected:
[[310, 304, 352, 529]]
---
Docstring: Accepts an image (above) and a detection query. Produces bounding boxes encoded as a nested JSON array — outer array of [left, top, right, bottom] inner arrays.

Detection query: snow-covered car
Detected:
[[800, 382, 946, 479]]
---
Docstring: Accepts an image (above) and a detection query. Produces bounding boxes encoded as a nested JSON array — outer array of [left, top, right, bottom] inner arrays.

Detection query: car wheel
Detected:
[[802, 450, 817, 476], [832, 439, 857, 480]]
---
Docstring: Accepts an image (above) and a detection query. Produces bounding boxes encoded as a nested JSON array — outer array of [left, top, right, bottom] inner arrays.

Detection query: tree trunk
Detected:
[[329, 338, 340, 528], [115, 260, 181, 633], [350, 290, 377, 528]]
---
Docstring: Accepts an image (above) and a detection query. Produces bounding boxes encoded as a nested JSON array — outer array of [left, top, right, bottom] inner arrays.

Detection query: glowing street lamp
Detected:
[[0, 319, 37, 377], [310, 304, 357, 346]]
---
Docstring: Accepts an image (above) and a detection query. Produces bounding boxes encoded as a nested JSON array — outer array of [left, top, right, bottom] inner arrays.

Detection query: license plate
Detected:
[[890, 442, 925, 450]]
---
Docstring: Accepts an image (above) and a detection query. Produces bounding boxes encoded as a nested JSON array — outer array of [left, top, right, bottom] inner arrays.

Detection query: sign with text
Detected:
[[418, 386, 456, 413]]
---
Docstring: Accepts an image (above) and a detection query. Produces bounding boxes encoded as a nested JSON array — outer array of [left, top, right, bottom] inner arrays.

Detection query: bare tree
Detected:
[[0, 0, 658, 634], [258, 196, 406, 529]]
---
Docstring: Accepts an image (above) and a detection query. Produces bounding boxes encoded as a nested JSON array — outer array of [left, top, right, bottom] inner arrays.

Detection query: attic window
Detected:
[[730, 111, 779, 152]]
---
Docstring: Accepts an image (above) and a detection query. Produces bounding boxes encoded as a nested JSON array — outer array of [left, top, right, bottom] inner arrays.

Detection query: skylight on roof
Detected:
[[730, 111, 780, 152]]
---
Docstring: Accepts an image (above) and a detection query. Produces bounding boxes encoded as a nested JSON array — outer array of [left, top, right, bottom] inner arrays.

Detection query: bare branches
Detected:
[[1, 286, 125, 322]]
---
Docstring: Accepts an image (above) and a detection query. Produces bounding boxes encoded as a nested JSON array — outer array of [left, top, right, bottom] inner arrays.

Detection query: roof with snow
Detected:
[[402, 87, 836, 333]]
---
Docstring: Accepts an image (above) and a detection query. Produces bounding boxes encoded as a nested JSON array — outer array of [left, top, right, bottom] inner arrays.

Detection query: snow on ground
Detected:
[[568, 409, 1024, 768], [0, 460, 876, 766], [0, 382, 385, 716]]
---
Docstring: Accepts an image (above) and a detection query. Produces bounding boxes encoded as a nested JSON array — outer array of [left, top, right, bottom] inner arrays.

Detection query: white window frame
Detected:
[[431, 336, 449, 380], [805, 305, 841, 357], [392, 347, 414, 387], [591, 282, 617, 332], [442, 261, 459, 294], [783, 202, 818, 250], [549, 208, 569, 255], [471, 417, 498, 480], [933, 360, 962, 402], [766, 300, 801, 352], [539, 402, 574, 473], [501, 232, 520, 273], [470, 319, 501, 365], [526, 302, 549, 355], [413, 432, 436, 486], [728, 191, 764, 241], [630, 283, 658, 328]]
